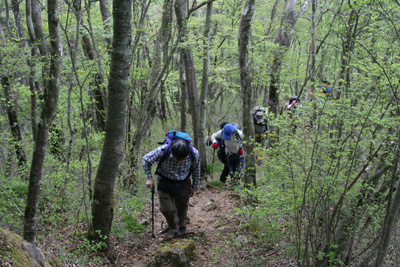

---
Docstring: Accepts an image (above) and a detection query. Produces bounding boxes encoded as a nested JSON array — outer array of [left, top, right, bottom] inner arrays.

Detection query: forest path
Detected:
[[116, 182, 243, 266]]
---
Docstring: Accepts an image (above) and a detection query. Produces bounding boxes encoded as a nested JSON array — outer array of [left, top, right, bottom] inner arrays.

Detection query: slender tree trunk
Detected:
[[179, 55, 188, 132], [89, 0, 132, 250], [1, 77, 27, 179], [31, 0, 49, 92], [3, 0, 14, 38], [24, 0, 62, 243], [198, 2, 213, 183], [99, 0, 112, 49], [175, 0, 200, 148], [26, 0, 40, 140], [268, 0, 310, 114], [239, 0, 256, 187], [373, 141, 400, 267], [337, 7, 358, 99]]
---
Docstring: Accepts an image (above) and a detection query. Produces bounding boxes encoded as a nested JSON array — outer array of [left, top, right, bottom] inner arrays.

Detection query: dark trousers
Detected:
[[227, 155, 244, 185], [220, 164, 230, 183], [157, 177, 191, 232]]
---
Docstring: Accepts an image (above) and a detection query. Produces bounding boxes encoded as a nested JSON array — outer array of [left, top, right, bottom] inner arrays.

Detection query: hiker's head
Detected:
[[255, 111, 264, 123], [220, 121, 229, 130], [171, 139, 190, 161], [222, 124, 235, 140]]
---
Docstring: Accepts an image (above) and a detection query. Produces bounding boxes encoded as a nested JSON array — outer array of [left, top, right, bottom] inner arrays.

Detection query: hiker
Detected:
[[210, 123, 244, 186], [206, 121, 229, 183], [321, 80, 333, 99], [142, 138, 200, 237], [253, 108, 269, 149], [284, 96, 302, 133]]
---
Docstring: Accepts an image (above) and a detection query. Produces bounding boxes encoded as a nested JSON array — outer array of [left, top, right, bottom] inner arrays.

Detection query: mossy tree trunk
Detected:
[[24, 0, 62, 243], [238, 0, 256, 187], [89, 0, 132, 250]]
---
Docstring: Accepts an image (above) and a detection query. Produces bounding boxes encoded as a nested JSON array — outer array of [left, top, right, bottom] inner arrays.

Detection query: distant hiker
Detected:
[[142, 135, 200, 237], [206, 121, 229, 183], [252, 107, 269, 149], [210, 123, 244, 186], [321, 80, 333, 98], [284, 96, 302, 133]]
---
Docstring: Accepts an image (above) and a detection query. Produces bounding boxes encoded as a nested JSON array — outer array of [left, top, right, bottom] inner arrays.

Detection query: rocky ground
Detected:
[[111, 182, 294, 267]]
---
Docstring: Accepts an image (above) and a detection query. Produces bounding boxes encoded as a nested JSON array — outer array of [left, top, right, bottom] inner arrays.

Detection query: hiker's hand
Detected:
[[146, 179, 155, 189], [212, 143, 218, 149], [206, 136, 211, 141], [189, 188, 196, 197], [238, 148, 243, 155]]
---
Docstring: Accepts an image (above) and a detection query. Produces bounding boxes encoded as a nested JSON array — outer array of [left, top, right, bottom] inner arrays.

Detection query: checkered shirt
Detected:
[[142, 144, 201, 190]]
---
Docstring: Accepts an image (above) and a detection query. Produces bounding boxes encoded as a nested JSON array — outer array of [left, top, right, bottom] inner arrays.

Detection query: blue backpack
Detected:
[[155, 130, 195, 174]]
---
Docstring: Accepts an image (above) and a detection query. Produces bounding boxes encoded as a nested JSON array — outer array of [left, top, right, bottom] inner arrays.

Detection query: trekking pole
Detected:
[[211, 148, 216, 178], [151, 186, 155, 238]]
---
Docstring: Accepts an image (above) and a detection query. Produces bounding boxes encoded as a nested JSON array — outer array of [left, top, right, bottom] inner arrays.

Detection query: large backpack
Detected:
[[155, 130, 195, 175], [252, 106, 266, 116]]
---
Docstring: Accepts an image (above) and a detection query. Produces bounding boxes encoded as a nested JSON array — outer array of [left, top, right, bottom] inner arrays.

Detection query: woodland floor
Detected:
[[109, 175, 296, 267]]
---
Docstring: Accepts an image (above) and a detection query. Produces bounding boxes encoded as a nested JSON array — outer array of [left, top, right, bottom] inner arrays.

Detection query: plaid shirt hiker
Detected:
[[142, 144, 201, 190]]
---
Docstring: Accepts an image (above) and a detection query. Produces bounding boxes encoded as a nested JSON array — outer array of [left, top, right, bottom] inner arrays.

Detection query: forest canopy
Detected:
[[0, 0, 399, 266]]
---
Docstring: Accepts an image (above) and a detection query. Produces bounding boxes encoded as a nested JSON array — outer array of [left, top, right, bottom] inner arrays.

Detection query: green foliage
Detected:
[[208, 180, 224, 189], [0, 177, 26, 233], [111, 187, 148, 240], [212, 231, 268, 266], [0, 0, 399, 265]]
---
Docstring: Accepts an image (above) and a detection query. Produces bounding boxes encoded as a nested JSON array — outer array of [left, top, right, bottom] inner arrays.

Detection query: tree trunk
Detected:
[[99, 0, 112, 50], [268, 0, 310, 114], [24, 0, 62, 243], [198, 2, 213, 183], [31, 0, 49, 91], [89, 0, 132, 250], [373, 144, 400, 267], [175, 0, 200, 148], [26, 0, 40, 140], [239, 0, 256, 187], [179, 54, 188, 132], [1, 77, 27, 179], [337, 7, 358, 99]]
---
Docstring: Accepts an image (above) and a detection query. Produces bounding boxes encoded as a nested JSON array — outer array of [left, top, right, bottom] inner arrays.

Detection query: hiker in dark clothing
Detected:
[[210, 123, 244, 186], [143, 139, 200, 237], [253, 109, 269, 149], [206, 121, 229, 183]]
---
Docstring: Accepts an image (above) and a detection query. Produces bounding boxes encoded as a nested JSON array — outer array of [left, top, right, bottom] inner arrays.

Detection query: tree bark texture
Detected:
[[99, 0, 112, 49], [90, 0, 132, 249], [239, 0, 256, 186], [24, 0, 62, 243], [1, 77, 27, 179], [26, 0, 40, 140], [373, 143, 400, 267], [179, 54, 188, 132], [175, 0, 200, 148], [198, 2, 213, 182]]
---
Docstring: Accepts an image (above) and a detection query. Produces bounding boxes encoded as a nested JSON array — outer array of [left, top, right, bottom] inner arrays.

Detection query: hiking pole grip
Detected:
[[151, 186, 155, 238]]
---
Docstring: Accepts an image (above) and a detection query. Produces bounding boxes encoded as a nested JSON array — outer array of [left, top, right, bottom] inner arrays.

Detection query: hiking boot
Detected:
[[170, 229, 179, 238], [179, 229, 188, 238]]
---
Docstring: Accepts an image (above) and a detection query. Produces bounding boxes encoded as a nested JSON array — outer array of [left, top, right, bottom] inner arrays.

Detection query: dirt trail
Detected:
[[116, 185, 241, 266]]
